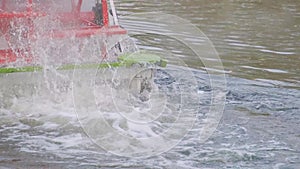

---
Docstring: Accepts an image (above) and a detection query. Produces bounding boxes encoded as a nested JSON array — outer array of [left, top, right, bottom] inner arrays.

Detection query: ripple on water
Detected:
[[1, 0, 300, 168]]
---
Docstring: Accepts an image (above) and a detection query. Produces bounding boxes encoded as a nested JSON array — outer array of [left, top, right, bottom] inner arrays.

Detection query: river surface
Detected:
[[0, 0, 300, 168]]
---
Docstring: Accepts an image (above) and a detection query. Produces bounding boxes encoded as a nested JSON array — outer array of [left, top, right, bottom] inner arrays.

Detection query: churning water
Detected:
[[1, 0, 300, 168]]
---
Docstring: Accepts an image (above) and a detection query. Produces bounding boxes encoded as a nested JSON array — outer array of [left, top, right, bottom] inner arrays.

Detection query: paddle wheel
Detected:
[[0, 0, 166, 111], [0, 0, 139, 67]]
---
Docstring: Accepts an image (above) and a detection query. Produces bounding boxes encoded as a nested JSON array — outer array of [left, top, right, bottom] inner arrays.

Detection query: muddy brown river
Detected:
[[0, 0, 299, 168]]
